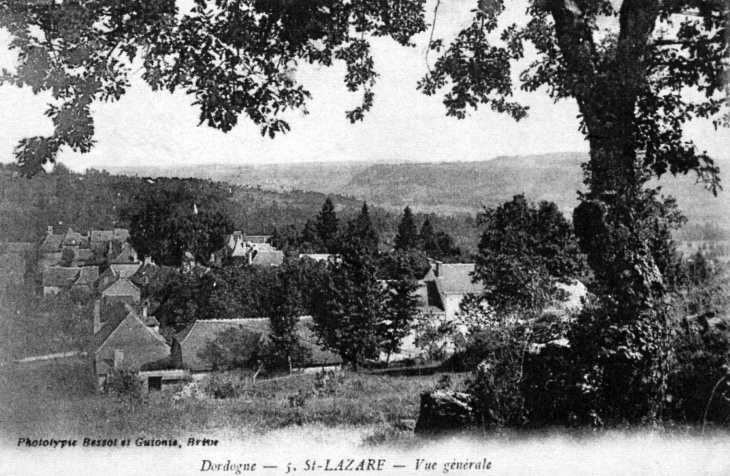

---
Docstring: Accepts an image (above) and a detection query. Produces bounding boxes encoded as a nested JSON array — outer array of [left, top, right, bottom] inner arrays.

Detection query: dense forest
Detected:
[[0, 163, 480, 255]]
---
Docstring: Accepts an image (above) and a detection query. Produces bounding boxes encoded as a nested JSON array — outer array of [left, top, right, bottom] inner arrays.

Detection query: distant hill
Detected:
[[106, 152, 730, 230]]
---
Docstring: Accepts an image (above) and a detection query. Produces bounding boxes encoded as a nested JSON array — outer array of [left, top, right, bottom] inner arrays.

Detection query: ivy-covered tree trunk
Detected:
[[573, 96, 672, 424]]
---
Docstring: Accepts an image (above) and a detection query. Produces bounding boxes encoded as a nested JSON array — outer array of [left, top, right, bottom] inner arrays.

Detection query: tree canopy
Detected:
[[474, 194, 587, 315], [0, 0, 427, 175], [395, 206, 419, 251]]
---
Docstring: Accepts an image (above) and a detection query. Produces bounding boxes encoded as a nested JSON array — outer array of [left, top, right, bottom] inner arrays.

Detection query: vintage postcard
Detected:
[[1, 0, 729, 475]]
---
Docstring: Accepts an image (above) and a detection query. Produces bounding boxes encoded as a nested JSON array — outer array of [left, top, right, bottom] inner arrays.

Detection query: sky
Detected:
[[0, 0, 727, 173]]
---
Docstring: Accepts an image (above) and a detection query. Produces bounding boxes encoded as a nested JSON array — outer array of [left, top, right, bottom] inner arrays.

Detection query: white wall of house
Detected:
[[443, 294, 465, 322]]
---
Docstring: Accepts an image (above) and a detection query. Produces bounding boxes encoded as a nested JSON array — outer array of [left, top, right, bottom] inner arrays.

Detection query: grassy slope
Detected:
[[0, 358, 466, 443]]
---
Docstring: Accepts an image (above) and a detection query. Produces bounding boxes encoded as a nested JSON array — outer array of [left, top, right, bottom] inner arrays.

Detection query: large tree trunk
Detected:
[[571, 88, 672, 423]]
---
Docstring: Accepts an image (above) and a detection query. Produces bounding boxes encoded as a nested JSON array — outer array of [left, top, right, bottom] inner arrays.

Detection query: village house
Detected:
[[39, 226, 132, 272], [42, 266, 84, 295], [38, 227, 66, 272], [175, 317, 342, 373], [42, 265, 100, 296], [97, 266, 120, 291], [109, 243, 142, 278], [70, 248, 96, 267], [221, 231, 284, 267], [91, 302, 179, 391], [101, 277, 141, 306], [89, 228, 130, 260], [130, 259, 178, 296], [420, 260, 485, 321], [73, 266, 100, 296]]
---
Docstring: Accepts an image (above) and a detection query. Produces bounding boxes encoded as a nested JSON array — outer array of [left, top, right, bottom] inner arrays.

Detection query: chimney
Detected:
[[93, 300, 102, 334], [47, 226, 54, 236]]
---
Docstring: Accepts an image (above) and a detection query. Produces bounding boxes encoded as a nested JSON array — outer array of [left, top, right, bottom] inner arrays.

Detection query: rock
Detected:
[[414, 389, 476, 434]]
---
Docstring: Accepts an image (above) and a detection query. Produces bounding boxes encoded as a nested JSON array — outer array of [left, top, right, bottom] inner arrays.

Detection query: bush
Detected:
[[107, 369, 144, 401], [666, 319, 730, 424], [204, 374, 243, 399], [461, 326, 528, 428]]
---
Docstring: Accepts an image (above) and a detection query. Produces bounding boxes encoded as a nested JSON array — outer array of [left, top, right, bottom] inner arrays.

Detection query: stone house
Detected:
[[38, 227, 65, 272], [97, 266, 119, 292], [221, 231, 284, 267], [73, 266, 100, 296], [42, 265, 100, 296], [109, 243, 142, 278], [101, 277, 141, 306], [421, 261, 485, 321], [42, 266, 83, 295], [91, 303, 172, 390]]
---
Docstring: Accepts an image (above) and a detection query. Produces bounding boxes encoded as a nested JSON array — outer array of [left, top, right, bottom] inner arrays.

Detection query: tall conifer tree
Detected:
[[395, 206, 419, 251]]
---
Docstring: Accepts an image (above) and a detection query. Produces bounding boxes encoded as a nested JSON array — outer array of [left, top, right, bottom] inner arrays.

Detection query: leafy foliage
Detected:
[[128, 191, 234, 266], [311, 204, 418, 368], [0, 0, 427, 175], [154, 265, 277, 332], [198, 326, 264, 372], [419, 218, 462, 262], [267, 259, 320, 372], [475, 195, 586, 316], [106, 369, 144, 402]]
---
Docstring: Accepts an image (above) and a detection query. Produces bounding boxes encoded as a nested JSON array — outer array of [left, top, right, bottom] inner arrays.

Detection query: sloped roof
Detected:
[[111, 243, 139, 264], [43, 267, 82, 287], [62, 228, 86, 247], [90, 230, 114, 242], [250, 250, 284, 267], [92, 305, 167, 353], [97, 266, 119, 291], [296, 317, 343, 367], [176, 319, 269, 371], [114, 228, 130, 242], [142, 313, 160, 327], [39, 234, 64, 253], [74, 248, 96, 263], [434, 264, 484, 295], [101, 277, 140, 297], [74, 266, 99, 287], [130, 263, 177, 288], [243, 235, 271, 244], [414, 280, 445, 314], [176, 317, 341, 371]]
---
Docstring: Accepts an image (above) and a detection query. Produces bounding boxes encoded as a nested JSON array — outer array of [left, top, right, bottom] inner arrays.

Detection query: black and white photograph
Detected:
[[0, 0, 729, 474]]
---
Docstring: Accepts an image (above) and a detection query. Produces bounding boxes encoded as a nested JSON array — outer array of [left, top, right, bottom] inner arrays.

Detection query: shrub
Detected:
[[462, 326, 528, 428], [107, 369, 144, 401], [312, 369, 344, 396], [204, 374, 242, 399], [666, 318, 730, 424]]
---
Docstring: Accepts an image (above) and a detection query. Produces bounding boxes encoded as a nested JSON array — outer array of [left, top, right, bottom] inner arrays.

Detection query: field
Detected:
[[3, 358, 730, 476], [0, 357, 468, 445]]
